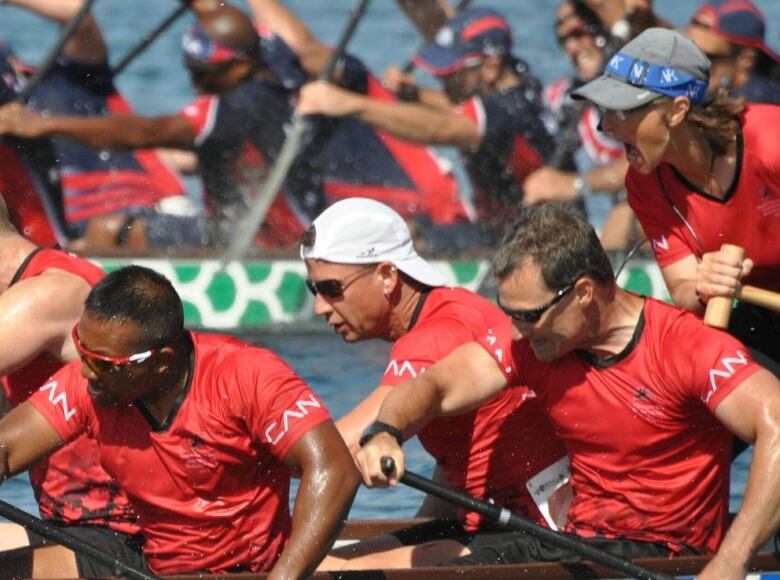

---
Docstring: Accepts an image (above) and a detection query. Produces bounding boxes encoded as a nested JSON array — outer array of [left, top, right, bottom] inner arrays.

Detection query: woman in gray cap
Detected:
[[573, 27, 780, 367]]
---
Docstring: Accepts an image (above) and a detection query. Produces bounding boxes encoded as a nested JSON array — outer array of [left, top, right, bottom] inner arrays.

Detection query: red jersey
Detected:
[[1, 249, 139, 534], [477, 297, 760, 553], [29, 332, 332, 575], [627, 104, 780, 292], [381, 287, 568, 531]]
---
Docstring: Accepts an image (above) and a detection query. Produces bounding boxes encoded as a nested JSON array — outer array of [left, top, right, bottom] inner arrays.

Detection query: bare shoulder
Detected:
[[0, 269, 91, 321]]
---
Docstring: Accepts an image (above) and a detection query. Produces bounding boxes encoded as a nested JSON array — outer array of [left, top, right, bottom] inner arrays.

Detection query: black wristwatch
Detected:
[[359, 421, 404, 448]]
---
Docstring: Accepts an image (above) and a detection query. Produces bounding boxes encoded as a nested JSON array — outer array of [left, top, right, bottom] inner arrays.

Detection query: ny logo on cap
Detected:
[[661, 67, 678, 84]]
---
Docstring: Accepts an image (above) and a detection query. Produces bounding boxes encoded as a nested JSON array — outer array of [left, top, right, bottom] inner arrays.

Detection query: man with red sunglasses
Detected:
[[301, 198, 569, 570], [0, 265, 358, 577], [0, 194, 146, 578]]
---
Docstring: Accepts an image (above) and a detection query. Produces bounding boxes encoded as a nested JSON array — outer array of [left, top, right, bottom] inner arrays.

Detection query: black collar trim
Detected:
[[576, 301, 646, 369], [9, 247, 44, 287], [407, 289, 432, 332], [669, 127, 744, 203]]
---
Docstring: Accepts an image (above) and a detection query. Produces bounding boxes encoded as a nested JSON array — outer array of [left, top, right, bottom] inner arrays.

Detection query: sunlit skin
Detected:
[[556, 3, 605, 83], [497, 261, 588, 363], [441, 62, 484, 103], [598, 98, 673, 175], [304, 260, 392, 342], [75, 316, 180, 411], [185, 57, 252, 95]]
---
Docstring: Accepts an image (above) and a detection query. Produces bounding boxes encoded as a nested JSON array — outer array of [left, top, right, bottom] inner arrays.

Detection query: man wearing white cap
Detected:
[[301, 198, 569, 570]]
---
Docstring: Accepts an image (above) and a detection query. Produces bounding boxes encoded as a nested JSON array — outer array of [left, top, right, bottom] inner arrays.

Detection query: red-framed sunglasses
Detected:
[[71, 324, 158, 373]]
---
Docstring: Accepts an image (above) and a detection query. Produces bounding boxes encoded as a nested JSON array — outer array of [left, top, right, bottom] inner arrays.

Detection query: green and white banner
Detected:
[[93, 258, 668, 330]]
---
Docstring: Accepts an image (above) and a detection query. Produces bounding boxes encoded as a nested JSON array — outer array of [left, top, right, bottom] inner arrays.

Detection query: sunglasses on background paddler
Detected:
[[497, 282, 576, 324], [305, 267, 374, 299], [72, 324, 159, 374], [556, 23, 600, 47]]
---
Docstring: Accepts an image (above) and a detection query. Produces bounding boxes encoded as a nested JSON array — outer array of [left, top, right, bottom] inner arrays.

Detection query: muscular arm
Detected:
[[298, 81, 480, 148], [336, 385, 393, 458], [661, 255, 703, 314], [6, 0, 107, 64], [0, 402, 64, 479], [0, 272, 90, 378], [271, 421, 359, 580], [701, 368, 780, 579], [523, 157, 629, 205], [246, 0, 331, 78], [0, 103, 196, 151], [356, 342, 508, 487], [661, 249, 752, 316]]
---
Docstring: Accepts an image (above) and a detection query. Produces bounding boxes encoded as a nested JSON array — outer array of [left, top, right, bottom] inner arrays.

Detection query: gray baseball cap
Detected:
[[572, 28, 710, 111]]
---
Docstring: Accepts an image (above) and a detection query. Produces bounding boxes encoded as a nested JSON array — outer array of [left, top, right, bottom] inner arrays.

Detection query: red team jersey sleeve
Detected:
[[657, 307, 761, 412], [226, 346, 332, 459], [456, 97, 488, 138], [28, 361, 94, 446], [180, 95, 220, 147], [382, 317, 474, 387]]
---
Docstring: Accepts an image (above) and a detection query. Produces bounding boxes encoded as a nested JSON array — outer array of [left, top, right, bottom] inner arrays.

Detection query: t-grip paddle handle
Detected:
[[381, 456, 395, 477], [704, 244, 745, 329]]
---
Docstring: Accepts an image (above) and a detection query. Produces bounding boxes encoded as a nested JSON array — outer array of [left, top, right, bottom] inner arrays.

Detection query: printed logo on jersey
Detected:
[[485, 328, 512, 374], [651, 235, 669, 253], [385, 359, 421, 379], [755, 185, 780, 217], [180, 434, 220, 487], [39, 380, 76, 421], [264, 393, 322, 446], [631, 386, 665, 421], [704, 349, 749, 404]]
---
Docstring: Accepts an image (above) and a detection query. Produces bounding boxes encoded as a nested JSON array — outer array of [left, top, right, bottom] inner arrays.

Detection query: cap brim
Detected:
[[571, 74, 661, 111], [413, 43, 471, 77], [397, 255, 450, 287]]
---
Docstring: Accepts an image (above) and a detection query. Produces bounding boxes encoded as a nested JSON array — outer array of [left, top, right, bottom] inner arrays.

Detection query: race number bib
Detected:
[[526, 456, 572, 531]]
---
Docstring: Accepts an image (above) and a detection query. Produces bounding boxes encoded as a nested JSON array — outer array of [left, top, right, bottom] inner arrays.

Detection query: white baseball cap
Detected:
[[301, 198, 450, 288]]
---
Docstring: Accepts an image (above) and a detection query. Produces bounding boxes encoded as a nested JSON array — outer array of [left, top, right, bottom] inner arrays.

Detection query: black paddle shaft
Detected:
[[111, 1, 190, 76], [16, 0, 99, 104], [221, 0, 373, 265], [380, 457, 674, 580], [0, 499, 158, 580]]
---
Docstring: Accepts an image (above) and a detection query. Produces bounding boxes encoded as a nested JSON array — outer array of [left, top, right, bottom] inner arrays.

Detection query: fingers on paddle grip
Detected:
[[381, 456, 395, 478]]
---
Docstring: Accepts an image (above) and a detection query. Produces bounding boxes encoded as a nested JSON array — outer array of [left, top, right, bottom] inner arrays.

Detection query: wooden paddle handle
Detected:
[[704, 244, 744, 329], [738, 285, 780, 314]]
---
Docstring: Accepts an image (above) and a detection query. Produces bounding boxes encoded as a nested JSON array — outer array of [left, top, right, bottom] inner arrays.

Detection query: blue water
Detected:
[[0, 0, 771, 522]]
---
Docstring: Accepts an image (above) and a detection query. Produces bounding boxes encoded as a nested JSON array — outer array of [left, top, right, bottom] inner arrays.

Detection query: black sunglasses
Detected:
[[556, 24, 592, 47], [305, 267, 373, 299], [497, 282, 576, 324]]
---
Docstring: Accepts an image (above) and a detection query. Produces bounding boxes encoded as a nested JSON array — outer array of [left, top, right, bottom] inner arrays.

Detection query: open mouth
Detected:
[[624, 142, 641, 166]]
